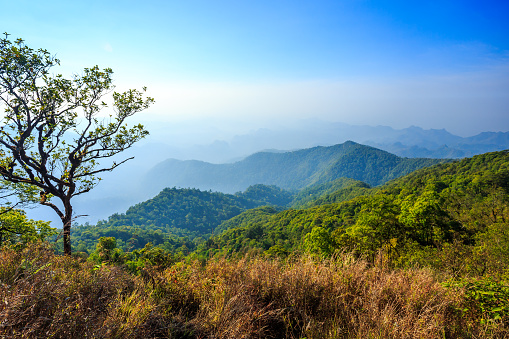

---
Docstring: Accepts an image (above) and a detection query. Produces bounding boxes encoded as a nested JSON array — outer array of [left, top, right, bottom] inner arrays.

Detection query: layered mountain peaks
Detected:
[[143, 141, 449, 195]]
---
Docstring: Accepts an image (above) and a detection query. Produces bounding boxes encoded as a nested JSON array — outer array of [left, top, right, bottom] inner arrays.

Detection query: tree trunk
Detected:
[[62, 202, 73, 255], [62, 220, 72, 255]]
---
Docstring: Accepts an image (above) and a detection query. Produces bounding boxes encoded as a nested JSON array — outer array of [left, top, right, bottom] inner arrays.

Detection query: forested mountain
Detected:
[[196, 150, 509, 275], [71, 146, 509, 271], [72, 148, 508, 262], [70, 186, 289, 252], [143, 141, 448, 194], [70, 180, 366, 253], [71, 143, 451, 253], [290, 177, 370, 208], [30, 124, 508, 226], [235, 184, 294, 206]]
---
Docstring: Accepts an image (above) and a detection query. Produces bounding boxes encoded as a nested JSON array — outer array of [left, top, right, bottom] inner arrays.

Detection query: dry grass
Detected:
[[184, 256, 465, 338], [0, 244, 506, 338]]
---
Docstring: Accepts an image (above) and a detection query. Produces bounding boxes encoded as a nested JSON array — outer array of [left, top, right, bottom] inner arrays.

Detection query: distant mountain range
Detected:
[[108, 120, 509, 165], [26, 120, 508, 225], [143, 141, 449, 195], [366, 128, 509, 158], [190, 121, 509, 162]]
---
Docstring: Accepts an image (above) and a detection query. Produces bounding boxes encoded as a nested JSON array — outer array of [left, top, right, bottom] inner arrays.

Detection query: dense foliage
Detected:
[[194, 151, 509, 280], [0, 208, 56, 247], [70, 186, 289, 253], [235, 184, 294, 207], [291, 177, 371, 208]]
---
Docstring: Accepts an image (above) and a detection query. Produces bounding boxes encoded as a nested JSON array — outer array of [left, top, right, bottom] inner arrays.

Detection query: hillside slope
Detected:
[[143, 141, 448, 194], [71, 186, 288, 252], [198, 151, 509, 270]]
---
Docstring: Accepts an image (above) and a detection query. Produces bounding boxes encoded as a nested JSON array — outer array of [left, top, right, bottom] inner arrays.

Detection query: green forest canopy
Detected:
[[70, 150, 509, 280]]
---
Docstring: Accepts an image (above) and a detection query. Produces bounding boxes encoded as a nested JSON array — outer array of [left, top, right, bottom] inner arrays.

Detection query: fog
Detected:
[[142, 64, 509, 138]]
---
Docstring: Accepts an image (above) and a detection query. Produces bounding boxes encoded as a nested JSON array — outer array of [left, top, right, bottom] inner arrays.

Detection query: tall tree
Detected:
[[0, 34, 154, 254]]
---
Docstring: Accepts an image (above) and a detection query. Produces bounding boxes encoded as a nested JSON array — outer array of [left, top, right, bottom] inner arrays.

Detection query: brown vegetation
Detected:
[[0, 243, 506, 338]]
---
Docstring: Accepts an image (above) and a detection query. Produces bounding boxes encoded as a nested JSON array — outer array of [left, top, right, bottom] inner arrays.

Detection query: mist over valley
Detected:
[[25, 119, 509, 226]]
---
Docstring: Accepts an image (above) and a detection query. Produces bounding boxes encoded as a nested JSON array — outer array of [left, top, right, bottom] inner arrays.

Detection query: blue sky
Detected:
[[2, 0, 508, 136]]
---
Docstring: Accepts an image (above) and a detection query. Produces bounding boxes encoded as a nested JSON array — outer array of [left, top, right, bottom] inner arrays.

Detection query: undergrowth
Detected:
[[0, 243, 507, 338]]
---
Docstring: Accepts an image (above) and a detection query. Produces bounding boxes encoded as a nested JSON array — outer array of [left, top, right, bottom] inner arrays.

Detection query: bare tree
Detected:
[[0, 34, 154, 254]]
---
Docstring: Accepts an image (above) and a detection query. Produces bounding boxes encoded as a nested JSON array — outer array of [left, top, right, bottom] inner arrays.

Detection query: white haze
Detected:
[[139, 63, 509, 138]]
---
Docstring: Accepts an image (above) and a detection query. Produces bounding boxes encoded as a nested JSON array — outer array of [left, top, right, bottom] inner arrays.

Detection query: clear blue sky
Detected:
[[2, 0, 508, 136]]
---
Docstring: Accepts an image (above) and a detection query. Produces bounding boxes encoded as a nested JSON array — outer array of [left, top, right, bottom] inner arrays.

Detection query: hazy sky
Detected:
[[2, 0, 508, 136]]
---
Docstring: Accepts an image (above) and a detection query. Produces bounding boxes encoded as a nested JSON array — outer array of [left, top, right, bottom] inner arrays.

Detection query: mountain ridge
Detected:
[[143, 141, 449, 195]]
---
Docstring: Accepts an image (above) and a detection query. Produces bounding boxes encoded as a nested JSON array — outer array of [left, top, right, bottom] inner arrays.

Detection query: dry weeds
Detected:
[[0, 244, 506, 338]]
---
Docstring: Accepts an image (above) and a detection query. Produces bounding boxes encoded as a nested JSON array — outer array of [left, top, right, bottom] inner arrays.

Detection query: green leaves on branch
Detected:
[[0, 34, 153, 200], [0, 207, 57, 247], [113, 88, 154, 118], [0, 34, 154, 254]]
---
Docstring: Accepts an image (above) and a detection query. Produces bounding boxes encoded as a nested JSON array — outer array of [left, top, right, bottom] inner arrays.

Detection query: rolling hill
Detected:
[[143, 141, 449, 195], [198, 150, 509, 261]]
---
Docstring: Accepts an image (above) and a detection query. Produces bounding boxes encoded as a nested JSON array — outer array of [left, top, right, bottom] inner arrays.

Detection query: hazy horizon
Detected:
[[2, 0, 508, 137]]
